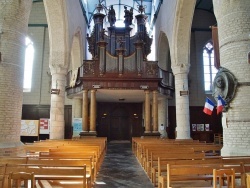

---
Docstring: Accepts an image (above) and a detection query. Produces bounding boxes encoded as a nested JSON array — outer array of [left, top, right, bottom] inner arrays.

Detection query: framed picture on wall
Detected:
[[205, 124, 210, 131], [197, 124, 204, 131], [192, 124, 197, 131]]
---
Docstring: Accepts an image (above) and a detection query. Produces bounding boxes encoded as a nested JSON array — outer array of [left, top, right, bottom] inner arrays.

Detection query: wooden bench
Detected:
[[157, 157, 250, 188], [28, 157, 94, 185], [152, 157, 223, 187], [38, 152, 97, 181], [167, 163, 243, 188], [3, 164, 88, 188], [159, 163, 247, 188], [145, 150, 201, 175]]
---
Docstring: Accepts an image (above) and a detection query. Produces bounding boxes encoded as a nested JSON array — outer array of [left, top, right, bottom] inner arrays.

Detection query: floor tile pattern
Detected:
[[94, 142, 154, 188]]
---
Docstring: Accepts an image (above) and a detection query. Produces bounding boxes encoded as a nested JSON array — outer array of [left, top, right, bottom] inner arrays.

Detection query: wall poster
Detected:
[[192, 124, 197, 131], [73, 118, 82, 137], [197, 124, 204, 131], [21, 120, 39, 136], [39, 118, 50, 134]]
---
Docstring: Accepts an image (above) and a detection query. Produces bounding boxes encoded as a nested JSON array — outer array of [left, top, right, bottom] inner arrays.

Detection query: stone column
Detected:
[[89, 90, 97, 134], [158, 98, 168, 138], [50, 69, 67, 139], [213, 0, 250, 156], [0, 0, 32, 156], [152, 90, 159, 133], [82, 90, 89, 132], [144, 90, 151, 133], [172, 65, 191, 139]]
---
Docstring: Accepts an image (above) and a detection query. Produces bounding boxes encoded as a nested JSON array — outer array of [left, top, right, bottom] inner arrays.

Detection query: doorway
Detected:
[[97, 102, 143, 141], [110, 106, 130, 141]]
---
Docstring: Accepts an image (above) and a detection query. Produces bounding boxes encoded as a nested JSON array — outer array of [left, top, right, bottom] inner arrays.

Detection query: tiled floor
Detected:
[[94, 141, 154, 188]]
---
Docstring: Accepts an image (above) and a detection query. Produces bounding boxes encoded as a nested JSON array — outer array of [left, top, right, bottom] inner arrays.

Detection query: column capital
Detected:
[[172, 64, 190, 75], [49, 64, 68, 75], [90, 89, 96, 93], [153, 90, 158, 94]]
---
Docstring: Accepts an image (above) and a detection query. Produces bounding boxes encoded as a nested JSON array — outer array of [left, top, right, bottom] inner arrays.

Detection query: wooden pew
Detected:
[[38, 152, 97, 181], [3, 164, 88, 188], [165, 163, 245, 188], [157, 157, 250, 188], [27, 157, 94, 186], [153, 157, 223, 187], [0, 164, 6, 188], [145, 149, 197, 175]]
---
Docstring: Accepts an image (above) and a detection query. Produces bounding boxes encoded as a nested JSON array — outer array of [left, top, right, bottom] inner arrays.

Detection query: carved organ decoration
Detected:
[[86, 1, 154, 76]]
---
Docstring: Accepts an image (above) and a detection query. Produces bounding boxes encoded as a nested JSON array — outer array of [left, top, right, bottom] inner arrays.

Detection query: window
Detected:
[[203, 41, 217, 92], [23, 37, 34, 92]]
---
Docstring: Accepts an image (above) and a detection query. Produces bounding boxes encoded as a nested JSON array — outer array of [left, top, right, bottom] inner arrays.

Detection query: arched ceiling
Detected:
[[195, 0, 213, 14], [33, 0, 213, 30], [79, 0, 213, 31], [81, 0, 160, 29]]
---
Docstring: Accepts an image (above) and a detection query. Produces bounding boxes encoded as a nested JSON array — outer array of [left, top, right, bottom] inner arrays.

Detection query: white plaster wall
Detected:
[[156, 5, 217, 107], [23, 2, 51, 105], [23, 1, 88, 105], [189, 10, 217, 106]]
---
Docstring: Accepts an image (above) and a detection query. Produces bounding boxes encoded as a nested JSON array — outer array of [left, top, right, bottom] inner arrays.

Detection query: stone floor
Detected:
[[94, 141, 154, 188]]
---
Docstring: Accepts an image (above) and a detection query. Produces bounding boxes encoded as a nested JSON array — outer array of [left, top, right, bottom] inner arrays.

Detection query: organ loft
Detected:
[[66, 1, 174, 139]]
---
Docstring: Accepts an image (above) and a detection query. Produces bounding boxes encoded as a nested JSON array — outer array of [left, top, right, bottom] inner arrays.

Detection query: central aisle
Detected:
[[94, 141, 154, 188]]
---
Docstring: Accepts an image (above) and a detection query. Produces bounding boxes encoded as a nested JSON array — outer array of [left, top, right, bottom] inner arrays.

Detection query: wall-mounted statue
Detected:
[[108, 5, 116, 27], [212, 67, 237, 111]]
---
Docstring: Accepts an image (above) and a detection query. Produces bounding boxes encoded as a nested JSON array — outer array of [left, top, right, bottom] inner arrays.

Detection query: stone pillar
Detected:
[[144, 90, 151, 133], [158, 98, 168, 138], [172, 65, 191, 139], [82, 90, 89, 132], [0, 0, 32, 156], [152, 90, 159, 133], [49, 68, 67, 139], [213, 0, 250, 156], [89, 90, 97, 134]]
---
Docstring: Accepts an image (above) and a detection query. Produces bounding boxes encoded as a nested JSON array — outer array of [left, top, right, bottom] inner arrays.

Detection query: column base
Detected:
[[143, 132, 160, 137], [152, 131, 159, 134], [79, 131, 97, 138]]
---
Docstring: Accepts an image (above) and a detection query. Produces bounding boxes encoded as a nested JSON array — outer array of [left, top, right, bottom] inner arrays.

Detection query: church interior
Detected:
[[0, 0, 249, 187]]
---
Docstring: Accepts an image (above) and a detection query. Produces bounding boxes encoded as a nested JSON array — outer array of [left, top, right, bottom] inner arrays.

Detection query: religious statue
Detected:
[[108, 5, 116, 27], [117, 37, 125, 49], [124, 6, 133, 27], [100, 28, 106, 40]]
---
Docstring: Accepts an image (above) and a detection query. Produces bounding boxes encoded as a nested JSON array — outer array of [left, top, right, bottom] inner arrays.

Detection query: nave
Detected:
[[94, 141, 154, 188]]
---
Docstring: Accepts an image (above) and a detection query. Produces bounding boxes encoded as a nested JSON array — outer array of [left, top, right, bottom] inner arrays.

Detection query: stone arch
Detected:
[[43, 0, 69, 71], [70, 28, 83, 70], [158, 31, 171, 71], [171, 0, 196, 69]]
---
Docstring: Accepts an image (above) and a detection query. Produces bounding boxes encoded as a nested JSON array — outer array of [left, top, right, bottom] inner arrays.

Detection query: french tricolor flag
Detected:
[[203, 97, 215, 115], [217, 95, 226, 114]]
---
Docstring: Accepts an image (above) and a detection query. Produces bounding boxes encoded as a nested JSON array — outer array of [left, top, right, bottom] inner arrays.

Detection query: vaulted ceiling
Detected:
[[80, 0, 213, 29]]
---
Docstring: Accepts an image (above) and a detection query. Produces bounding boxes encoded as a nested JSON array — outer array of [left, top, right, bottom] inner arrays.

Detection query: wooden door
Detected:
[[110, 116, 129, 140]]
